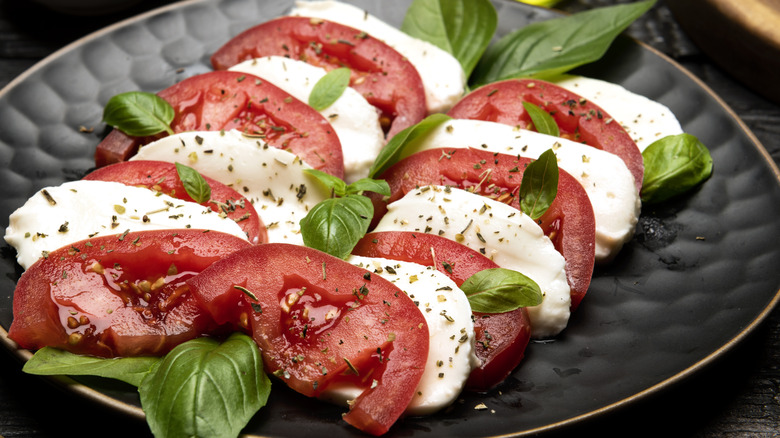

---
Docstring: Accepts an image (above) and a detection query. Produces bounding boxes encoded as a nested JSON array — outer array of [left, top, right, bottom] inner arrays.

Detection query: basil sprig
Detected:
[[641, 133, 713, 204], [22, 333, 271, 438], [368, 113, 451, 179], [102, 91, 175, 137], [175, 162, 212, 204], [522, 102, 560, 137], [300, 170, 391, 259], [401, 0, 497, 77], [519, 149, 559, 220], [460, 268, 542, 313], [308, 67, 351, 111], [470, 0, 656, 86]]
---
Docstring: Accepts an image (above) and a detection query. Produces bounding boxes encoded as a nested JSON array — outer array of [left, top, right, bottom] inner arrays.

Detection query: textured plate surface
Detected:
[[0, 0, 779, 436]]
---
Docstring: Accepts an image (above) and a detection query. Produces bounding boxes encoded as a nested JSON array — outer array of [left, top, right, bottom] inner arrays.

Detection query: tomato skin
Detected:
[[352, 231, 532, 391], [211, 16, 427, 139], [372, 147, 595, 311], [448, 78, 643, 192], [8, 230, 251, 358], [95, 70, 344, 178], [186, 243, 429, 436], [83, 160, 267, 245]]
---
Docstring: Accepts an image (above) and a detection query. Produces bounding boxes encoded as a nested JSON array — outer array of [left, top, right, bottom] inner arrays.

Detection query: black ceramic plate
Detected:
[[0, 0, 778, 437]]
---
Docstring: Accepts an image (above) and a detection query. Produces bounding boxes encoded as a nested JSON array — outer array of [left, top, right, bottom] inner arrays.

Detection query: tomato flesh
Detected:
[[8, 230, 251, 357], [95, 70, 344, 179], [83, 160, 267, 245], [211, 16, 427, 139], [352, 231, 532, 391], [372, 147, 595, 310], [186, 243, 429, 436], [448, 78, 644, 192]]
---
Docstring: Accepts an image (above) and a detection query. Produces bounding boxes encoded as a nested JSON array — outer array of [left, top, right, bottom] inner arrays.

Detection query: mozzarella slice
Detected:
[[373, 185, 570, 338], [290, 0, 466, 113], [403, 119, 641, 263], [229, 56, 384, 183], [552, 74, 684, 151], [4, 180, 247, 270], [131, 130, 329, 246], [324, 255, 479, 416]]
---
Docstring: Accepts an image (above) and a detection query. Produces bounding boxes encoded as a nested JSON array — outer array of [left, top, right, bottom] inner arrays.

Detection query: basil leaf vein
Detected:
[[308, 67, 351, 112], [102, 91, 175, 137]]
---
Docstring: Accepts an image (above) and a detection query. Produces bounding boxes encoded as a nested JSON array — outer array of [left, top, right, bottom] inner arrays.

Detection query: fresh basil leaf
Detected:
[[641, 133, 713, 204], [308, 67, 351, 112], [522, 101, 560, 137], [401, 0, 497, 76], [519, 148, 559, 220], [368, 113, 452, 178], [139, 333, 271, 438], [102, 91, 175, 137], [346, 178, 391, 197], [300, 195, 373, 259], [461, 268, 542, 313], [22, 347, 158, 387], [304, 168, 348, 197], [470, 0, 656, 86], [175, 162, 212, 204]]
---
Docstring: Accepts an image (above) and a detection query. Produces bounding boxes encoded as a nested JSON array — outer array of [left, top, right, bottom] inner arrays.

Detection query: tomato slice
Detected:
[[95, 70, 344, 178], [8, 229, 251, 358], [352, 231, 532, 391], [447, 78, 644, 192], [372, 147, 595, 311], [211, 16, 427, 139], [83, 160, 267, 245], [185, 243, 428, 436]]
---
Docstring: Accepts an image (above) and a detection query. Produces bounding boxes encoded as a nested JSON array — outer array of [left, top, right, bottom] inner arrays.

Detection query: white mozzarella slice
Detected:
[[552, 74, 684, 151], [4, 180, 247, 270], [373, 185, 570, 338], [131, 130, 329, 246], [290, 0, 466, 113], [322, 255, 479, 416], [229, 56, 384, 183], [404, 119, 641, 263]]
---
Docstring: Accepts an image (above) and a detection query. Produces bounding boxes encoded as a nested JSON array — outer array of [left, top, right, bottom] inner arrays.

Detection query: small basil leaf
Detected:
[[175, 162, 212, 204], [470, 0, 656, 86], [522, 101, 560, 137], [22, 347, 159, 387], [368, 113, 452, 178], [102, 91, 175, 137], [641, 133, 713, 204], [346, 178, 391, 197], [300, 195, 373, 260], [519, 149, 559, 220], [139, 333, 271, 438], [401, 0, 497, 76], [304, 168, 348, 197], [461, 268, 542, 313], [308, 67, 351, 112]]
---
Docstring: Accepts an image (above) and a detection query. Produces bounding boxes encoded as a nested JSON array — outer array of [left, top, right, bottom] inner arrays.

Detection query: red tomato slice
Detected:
[[95, 70, 344, 178], [352, 231, 532, 391], [372, 147, 595, 311], [185, 243, 429, 436], [8, 229, 251, 358], [211, 16, 427, 139], [448, 78, 644, 192], [83, 160, 267, 245]]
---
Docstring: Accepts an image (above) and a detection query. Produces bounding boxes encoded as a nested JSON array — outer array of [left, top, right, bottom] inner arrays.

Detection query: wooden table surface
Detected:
[[0, 0, 777, 437]]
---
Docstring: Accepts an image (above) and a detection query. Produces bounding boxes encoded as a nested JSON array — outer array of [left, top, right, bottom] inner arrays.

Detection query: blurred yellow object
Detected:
[[515, 0, 561, 7]]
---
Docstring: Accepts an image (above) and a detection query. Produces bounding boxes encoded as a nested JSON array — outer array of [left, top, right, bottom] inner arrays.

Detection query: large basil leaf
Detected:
[[103, 91, 175, 137], [461, 268, 542, 313], [300, 195, 374, 260], [139, 333, 271, 438], [23, 347, 158, 387], [368, 113, 451, 179], [470, 0, 656, 86], [641, 133, 713, 204], [519, 148, 559, 220], [175, 162, 212, 204], [401, 0, 497, 76]]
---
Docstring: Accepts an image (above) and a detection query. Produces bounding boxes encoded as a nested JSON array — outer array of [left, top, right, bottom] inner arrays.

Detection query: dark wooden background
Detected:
[[0, 0, 777, 437]]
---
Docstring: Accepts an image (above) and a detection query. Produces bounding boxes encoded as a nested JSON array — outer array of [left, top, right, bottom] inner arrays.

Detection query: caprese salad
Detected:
[[3, 0, 714, 437]]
